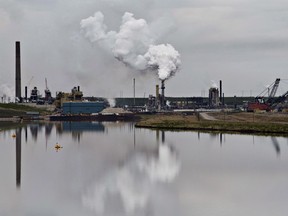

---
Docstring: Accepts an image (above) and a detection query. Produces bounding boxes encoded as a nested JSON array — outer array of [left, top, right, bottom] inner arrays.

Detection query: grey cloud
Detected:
[[1, 0, 288, 98]]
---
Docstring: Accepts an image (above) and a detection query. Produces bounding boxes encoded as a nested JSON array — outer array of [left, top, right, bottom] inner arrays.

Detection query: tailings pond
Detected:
[[0, 121, 288, 216]]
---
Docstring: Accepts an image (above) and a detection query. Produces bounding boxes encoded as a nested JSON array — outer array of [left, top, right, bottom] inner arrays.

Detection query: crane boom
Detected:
[[45, 78, 48, 90], [268, 78, 280, 98]]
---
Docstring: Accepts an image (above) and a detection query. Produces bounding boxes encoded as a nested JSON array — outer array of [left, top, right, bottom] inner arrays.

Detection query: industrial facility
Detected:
[[3, 41, 288, 115]]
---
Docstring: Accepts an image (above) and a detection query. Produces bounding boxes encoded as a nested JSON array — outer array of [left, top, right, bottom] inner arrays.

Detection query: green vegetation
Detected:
[[135, 113, 288, 136], [0, 103, 52, 117]]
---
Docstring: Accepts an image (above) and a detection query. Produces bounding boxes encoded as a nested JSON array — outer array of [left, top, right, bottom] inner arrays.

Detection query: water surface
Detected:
[[0, 122, 287, 216]]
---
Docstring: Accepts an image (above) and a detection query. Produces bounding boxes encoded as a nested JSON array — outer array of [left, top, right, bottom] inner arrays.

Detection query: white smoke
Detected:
[[80, 12, 181, 80], [107, 98, 116, 107], [211, 80, 218, 89], [0, 84, 14, 103], [82, 144, 180, 214]]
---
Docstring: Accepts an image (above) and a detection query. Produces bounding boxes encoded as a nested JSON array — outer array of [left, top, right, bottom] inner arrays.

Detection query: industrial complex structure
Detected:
[[3, 41, 288, 115]]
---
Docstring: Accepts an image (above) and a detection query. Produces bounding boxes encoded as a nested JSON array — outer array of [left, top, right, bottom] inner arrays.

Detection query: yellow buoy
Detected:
[[55, 143, 63, 150]]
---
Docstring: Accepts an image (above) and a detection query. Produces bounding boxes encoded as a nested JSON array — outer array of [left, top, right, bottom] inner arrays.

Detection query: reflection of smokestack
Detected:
[[161, 130, 165, 143], [161, 80, 165, 108], [15, 41, 21, 101], [16, 128, 21, 187], [156, 130, 159, 144]]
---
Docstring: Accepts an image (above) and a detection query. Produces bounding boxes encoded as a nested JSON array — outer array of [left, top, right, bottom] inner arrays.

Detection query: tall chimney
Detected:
[[133, 78, 135, 106], [161, 80, 165, 108], [15, 41, 21, 101], [219, 80, 222, 105], [25, 86, 27, 102], [156, 84, 159, 99]]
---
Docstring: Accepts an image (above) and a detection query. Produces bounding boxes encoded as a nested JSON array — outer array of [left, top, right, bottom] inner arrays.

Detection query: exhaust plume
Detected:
[[0, 84, 14, 103], [80, 12, 181, 80]]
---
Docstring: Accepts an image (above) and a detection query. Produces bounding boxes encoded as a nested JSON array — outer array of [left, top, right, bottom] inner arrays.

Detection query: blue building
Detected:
[[62, 102, 106, 114]]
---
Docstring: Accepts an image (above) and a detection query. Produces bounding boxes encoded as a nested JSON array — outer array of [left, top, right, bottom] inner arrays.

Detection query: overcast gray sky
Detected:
[[1, 0, 288, 99]]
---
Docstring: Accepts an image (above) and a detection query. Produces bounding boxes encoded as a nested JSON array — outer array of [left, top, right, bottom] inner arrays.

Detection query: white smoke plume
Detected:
[[107, 98, 116, 107], [80, 12, 181, 80], [0, 84, 14, 103], [211, 80, 218, 89]]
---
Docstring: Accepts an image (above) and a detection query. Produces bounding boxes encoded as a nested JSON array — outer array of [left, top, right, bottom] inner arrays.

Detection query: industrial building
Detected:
[[8, 41, 288, 114]]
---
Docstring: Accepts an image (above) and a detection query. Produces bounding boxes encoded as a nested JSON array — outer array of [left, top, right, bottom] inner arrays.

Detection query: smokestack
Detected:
[[219, 80, 222, 105], [156, 85, 159, 99], [25, 86, 27, 102], [77, 86, 80, 91], [161, 80, 165, 108], [133, 78, 135, 106], [15, 41, 21, 101]]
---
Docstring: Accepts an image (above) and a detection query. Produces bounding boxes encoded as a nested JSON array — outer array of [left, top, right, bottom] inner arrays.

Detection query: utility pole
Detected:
[[133, 78, 135, 107]]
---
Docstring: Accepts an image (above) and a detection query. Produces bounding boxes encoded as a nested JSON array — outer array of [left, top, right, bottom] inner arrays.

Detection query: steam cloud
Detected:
[[80, 12, 181, 80], [0, 84, 14, 103]]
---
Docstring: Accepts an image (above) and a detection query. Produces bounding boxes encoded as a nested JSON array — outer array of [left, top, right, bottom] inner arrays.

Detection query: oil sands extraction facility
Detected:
[[5, 41, 288, 117]]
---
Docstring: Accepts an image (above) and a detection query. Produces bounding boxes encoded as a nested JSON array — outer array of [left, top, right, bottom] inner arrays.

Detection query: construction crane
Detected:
[[44, 78, 52, 103], [247, 78, 282, 112], [268, 78, 280, 98]]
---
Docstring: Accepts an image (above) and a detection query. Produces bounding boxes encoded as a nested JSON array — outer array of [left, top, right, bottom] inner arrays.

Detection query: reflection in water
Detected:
[[156, 130, 166, 144], [271, 137, 281, 156], [30, 124, 40, 140], [197, 131, 226, 146], [25, 122, 105, 142], [57, 121, 105, 142], [13, 122, 105, 187], [82, 143, 180, 215], [16, 128, 21, 188], [1, 122, 288, 215], [45, 124, 53, 137], [62, 121, 105, 132]]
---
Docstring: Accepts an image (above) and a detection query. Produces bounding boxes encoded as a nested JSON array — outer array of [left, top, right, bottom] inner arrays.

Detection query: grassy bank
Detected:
[[0, 103, 52, 117], [0, 103, 52, 131], [135, 113, 288, 136]]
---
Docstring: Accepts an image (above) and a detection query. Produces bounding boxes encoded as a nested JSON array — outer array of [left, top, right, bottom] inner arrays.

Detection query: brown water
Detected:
[[0, 122, 288, 216]]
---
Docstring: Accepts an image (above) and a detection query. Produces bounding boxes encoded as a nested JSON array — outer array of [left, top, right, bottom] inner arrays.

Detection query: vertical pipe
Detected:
[[161, 80, 165, 108], [25, 86, 27, 102], [219, 80, 222, 105], [156, 85, 159, 99], [15, 41, 21, 101], [156, 84, 159, 109], [133, 78, 135, 106]]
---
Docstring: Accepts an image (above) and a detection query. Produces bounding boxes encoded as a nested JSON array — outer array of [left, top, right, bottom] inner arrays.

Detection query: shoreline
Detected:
[[134, 112, 288, 137]]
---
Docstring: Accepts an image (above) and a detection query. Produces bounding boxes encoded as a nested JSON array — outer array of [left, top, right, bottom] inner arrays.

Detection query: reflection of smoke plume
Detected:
[[82, 144, 180, 214], [80, 12, 181, 80]]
